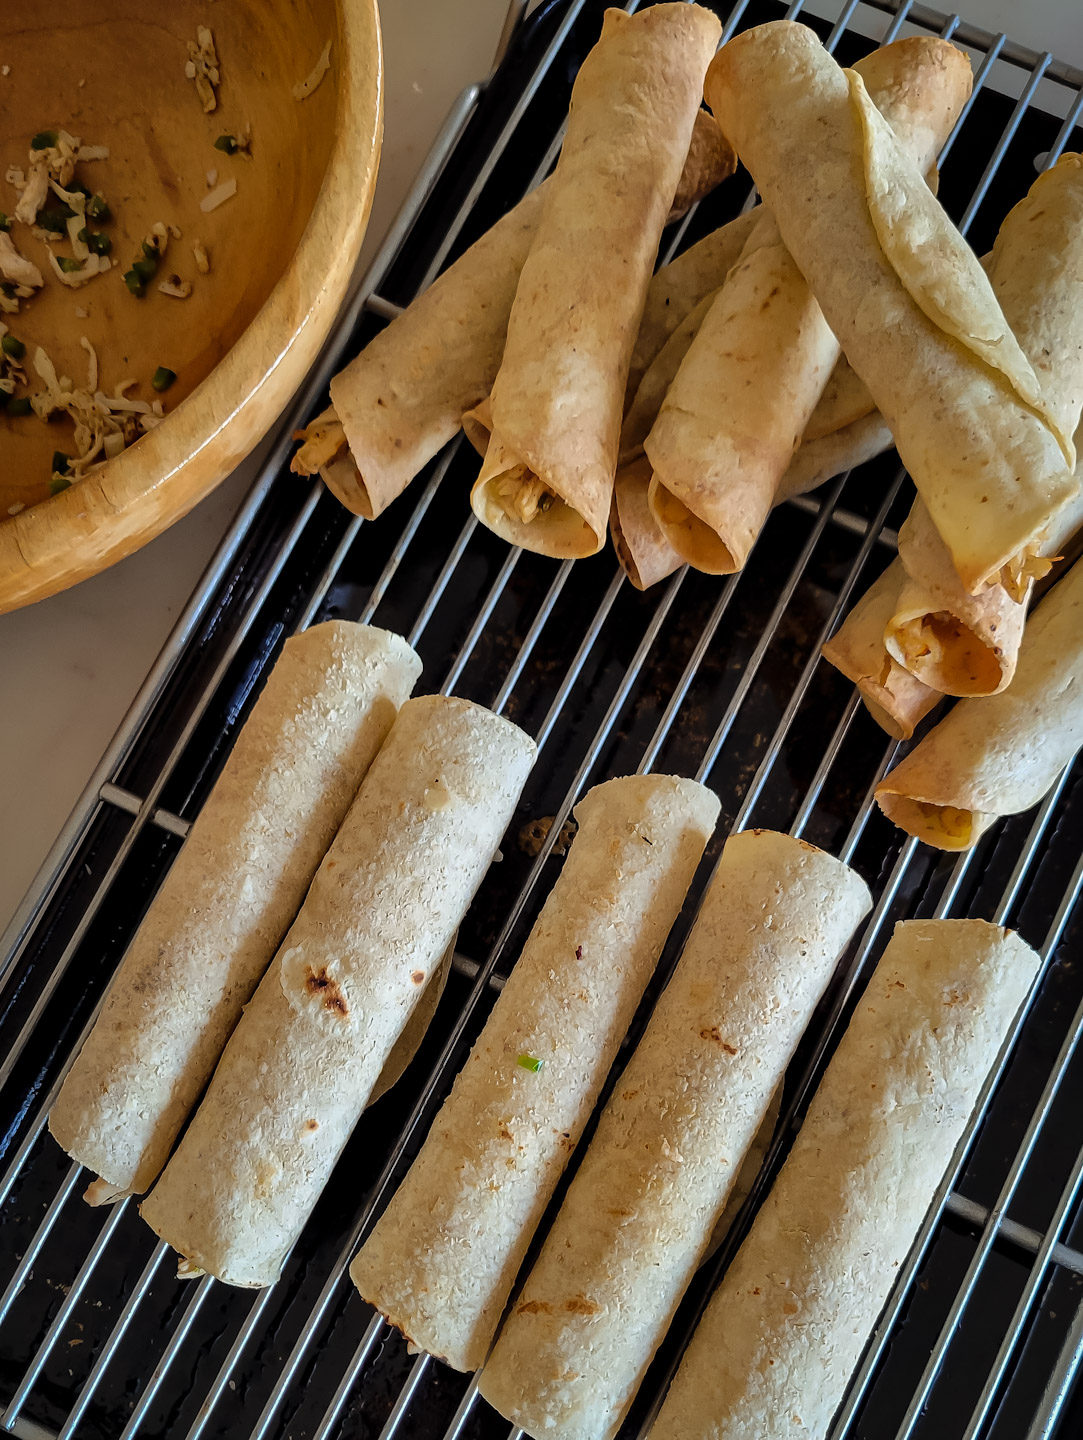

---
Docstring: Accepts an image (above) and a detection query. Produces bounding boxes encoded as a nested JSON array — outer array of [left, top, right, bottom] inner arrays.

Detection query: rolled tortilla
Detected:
[[774, 408, 895, 503], [470, 4, 722, 558], [646, 37, 972, 574], [821, 560, 942, 740], [887, 155, 1083, 694], [48, 623, 421, 1201], [705, 21, 1077, 595], [298, 75, 740, 517], [650, 918, 1040, 1440], [350, 774, 721, 1372], [478, 830, 871, 1440], [667, 108, 737, 222], [626, 210, 758, 402], [139, 696, 536, 1286], [611, 458, 683, 590], [875, 554, 1083, 848]]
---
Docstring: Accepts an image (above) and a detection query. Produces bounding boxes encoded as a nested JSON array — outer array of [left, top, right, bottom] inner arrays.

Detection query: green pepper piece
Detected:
[[56, 256, 85, 274], [37, 206, 74, 234], [78, 228, 112, 256], [5, 395, 32, 417], [516, 1054, 543, 1073], [151, 366, 176, 392], [132, 256, 157, 283], [30, 130, 59, 151], [49, 474, 72, 495], [85, 194, 110, 222], [0, 213, 10, 232], [123, 268, 145, 297], [1, 334, 26, 360]]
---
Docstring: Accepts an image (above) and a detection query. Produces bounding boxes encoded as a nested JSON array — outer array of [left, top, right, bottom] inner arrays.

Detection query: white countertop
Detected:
[[1, 0, 1081, 934]]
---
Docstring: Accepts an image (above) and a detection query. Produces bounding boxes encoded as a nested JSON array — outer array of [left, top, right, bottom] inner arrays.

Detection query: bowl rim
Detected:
[[0, 0, 383, 615]]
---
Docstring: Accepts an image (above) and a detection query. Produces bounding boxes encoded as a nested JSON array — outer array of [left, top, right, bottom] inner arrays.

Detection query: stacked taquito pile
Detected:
[[141, 696, 536, 1285], [49, 622, 422, 1202], [292, 5, 738, 525], [823, 153, 1083, 740], [649, 919, 1040, 1440]]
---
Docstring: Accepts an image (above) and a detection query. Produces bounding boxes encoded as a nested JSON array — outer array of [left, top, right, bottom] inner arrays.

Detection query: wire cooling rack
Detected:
[[2, 1, 1083, 1437]]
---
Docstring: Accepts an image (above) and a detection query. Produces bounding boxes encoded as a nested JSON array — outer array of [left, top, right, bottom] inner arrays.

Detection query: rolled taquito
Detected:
[[705, 21, 1077, 595], [470, 4, 722, 558], [478, 829, 871, 1440], [887, 154, 1083, 694], [821, 560, 942, 740], [611, 458, 684, 591], [646, 37, 972, 574], [650, 918, 1041, 1440], [49, 623, 421, 1201], [297, 74, 738, 520], [351, 774, 720, 1371], [626, 210, 758, 402], [774, 408, 894, 503], [139, 696, 536, 1286], [875, 554, 1083, 848]]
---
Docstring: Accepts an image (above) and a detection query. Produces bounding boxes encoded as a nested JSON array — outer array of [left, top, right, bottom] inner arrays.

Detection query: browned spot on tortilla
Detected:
[[303, 1119, 319, 1132], [498, 1126, 513, 1141], [564, 1294, 599, 1316], [305, 966, 349, 1017], [411, 970, 425, 986], [700, 1026, 738, 1054], [516, 1299, 553, 1316], [622, 1088, 639, 1101]]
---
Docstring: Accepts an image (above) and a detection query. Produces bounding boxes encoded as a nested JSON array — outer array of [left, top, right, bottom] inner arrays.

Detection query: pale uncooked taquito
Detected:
[[651, 918, 1040, 1440], [292, 113, 737, 518], [351, 774, 720, 1371], [647, 37, 972, 575], [470, 4, 722, 559], [48, 623, 421, 1202], [875, 554, 1083, 848], [139, 696, 536, 1286], [887, 155, 1083, 695], [705, 21, 1077, 595], [821, 561, 942, 740], [478, 830, 871, 1440]]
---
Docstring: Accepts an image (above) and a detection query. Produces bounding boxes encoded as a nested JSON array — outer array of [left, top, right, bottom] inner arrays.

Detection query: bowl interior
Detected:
[[0, 0, 341, 514]]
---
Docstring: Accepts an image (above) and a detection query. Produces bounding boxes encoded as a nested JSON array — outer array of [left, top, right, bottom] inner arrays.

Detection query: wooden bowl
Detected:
[[0, 0, 382, 613]]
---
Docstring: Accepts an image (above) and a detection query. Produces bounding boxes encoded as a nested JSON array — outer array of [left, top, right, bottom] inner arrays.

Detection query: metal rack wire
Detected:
[[1, 1, 1082, 1437]]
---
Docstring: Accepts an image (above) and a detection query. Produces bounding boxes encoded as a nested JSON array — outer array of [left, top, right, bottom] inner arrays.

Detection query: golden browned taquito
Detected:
[[668, 108, 737, 221], [478, 830, 871, 1440], [887, 155, 1083, 694], [650, 918, 1041, 1440], [616, 372, 892, 591], [705, 21, 1077, 595], [320, 189, 544, 518], [611, 458, 684, 590], [821, 561, 942, 740], [774, 409, 895, 503], [48, 624, 421, 1203], [351, 775, 720, 1372], [471, 5, 722, 558], [626, 210, 759, 402], [875, 555, 1083, 849], [296, 109, 740, 512], [140, 697, 536, 1286], [648, 35, 972, 575]]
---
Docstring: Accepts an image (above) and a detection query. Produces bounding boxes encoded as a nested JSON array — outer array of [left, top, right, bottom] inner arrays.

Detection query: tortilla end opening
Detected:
[[320, 454, 376, 522], [892, 613, 1005, 697], [650, 481, 740, 575], [876, 790, 976, 850]]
